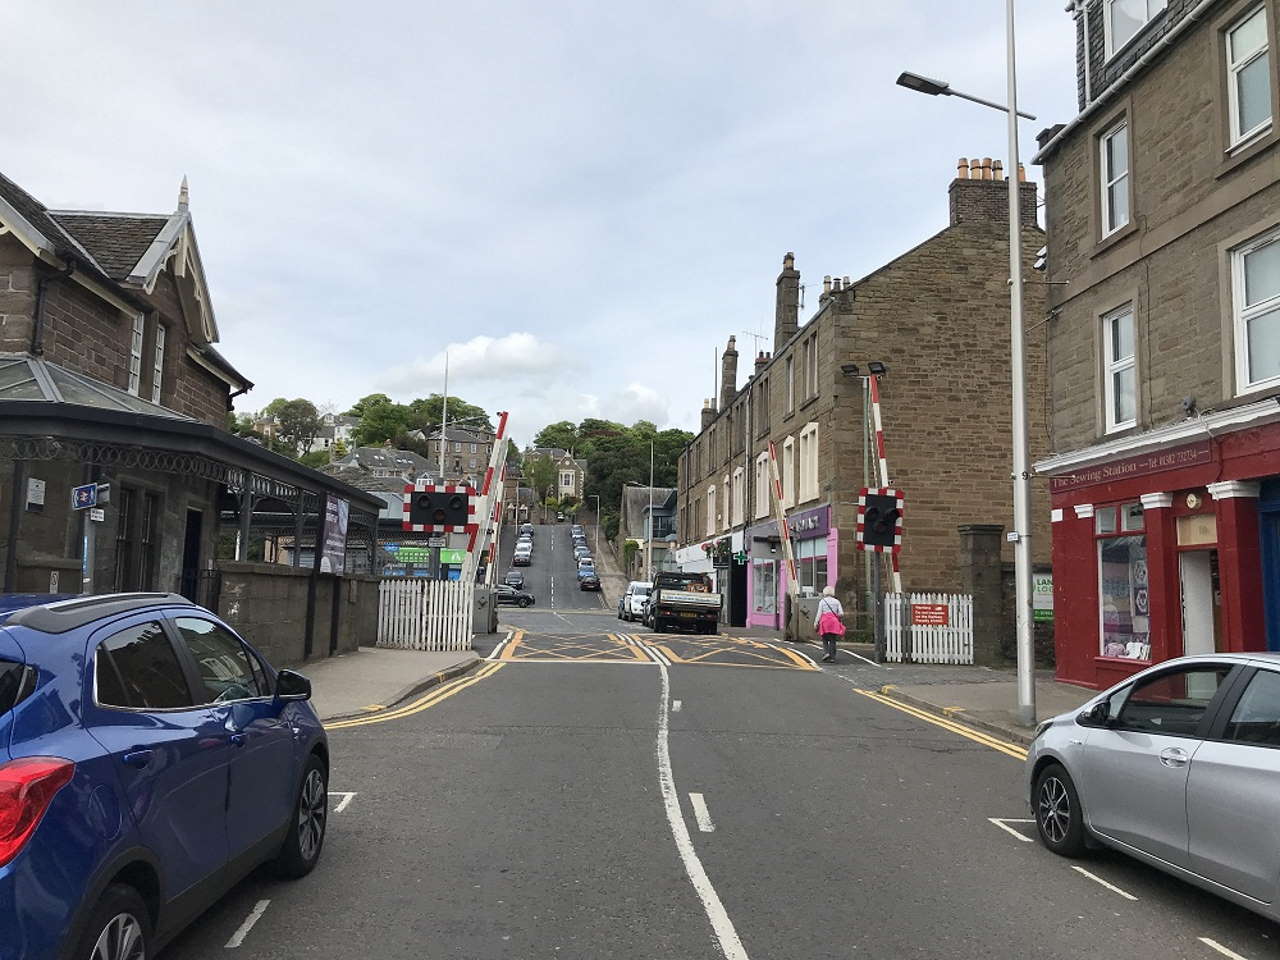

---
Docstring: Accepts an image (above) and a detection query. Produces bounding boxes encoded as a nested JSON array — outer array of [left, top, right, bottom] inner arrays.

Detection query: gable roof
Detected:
[[48, 212, 168, 280]]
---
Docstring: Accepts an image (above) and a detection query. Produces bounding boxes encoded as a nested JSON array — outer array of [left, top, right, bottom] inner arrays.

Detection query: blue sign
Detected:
[[383, 543, 401, 554], [71, 483, 97, 510]]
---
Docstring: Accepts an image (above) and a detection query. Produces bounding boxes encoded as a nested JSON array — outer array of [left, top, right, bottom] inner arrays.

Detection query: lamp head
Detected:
[[896, 71, 950, 97], [840, 362, 861, 378], [868, 361, 888, 376]]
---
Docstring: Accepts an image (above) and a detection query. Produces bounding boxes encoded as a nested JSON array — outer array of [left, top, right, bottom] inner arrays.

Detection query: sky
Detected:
[[5, 1, 1079, 447]]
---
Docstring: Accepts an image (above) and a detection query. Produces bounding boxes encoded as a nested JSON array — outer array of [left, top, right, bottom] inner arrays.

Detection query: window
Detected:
[[175, 617, 264, 703], [706, 486, 716, 537], [786, 356, 795, 413], [1105, 0, 1167, 57], [128, 315, 144, 396], [1097, 502, 1148, 659], [732, 466, 745, 526], [798, 422, 820, 502], [755, 453, 770, 519], [796, 537, 828, 596], [96, 621, 192, 709], [1224, 669, 1280, 745], [561, 471, 574, 489], [1116, 665, 1231, 736], [469, 457, 477, 469], [454, 442, 462, 452], [1228, 6, 1272, 145], [752, 558, 777, 614], [781, 436, 795, 508], [806, 335, 818, 398], [1100, 122, 1130, 236], [722, 474, 731, 531], [756, 379, 770, 436], [1232, 227, 1280, 390], [151, 324, 165, 404], [470, 442, 478, 453], [1103, 304, 1137, 431]]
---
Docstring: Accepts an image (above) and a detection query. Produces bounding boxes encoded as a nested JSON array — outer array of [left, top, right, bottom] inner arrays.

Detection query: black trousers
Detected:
[[821, 633, 838, 660]]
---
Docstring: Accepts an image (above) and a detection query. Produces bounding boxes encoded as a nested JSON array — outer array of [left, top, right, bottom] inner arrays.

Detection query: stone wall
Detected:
[[215, 561, 378, 668]]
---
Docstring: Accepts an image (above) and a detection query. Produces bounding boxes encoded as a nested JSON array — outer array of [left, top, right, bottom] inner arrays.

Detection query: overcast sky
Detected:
[[6, 2, 1078, 446]]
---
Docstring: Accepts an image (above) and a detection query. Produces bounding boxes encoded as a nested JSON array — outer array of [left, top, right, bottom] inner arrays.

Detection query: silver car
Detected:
[[1027, 653, 1280, 922]]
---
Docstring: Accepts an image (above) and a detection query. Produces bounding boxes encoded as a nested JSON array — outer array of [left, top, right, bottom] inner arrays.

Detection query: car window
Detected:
[[174, 617, 263, 704], [0, 659, 33, 715], [96, 621, 194, 709], [497, 585, 513, 594], [1224, 670, 1280, 746], [1116, 665, 1231, 737]]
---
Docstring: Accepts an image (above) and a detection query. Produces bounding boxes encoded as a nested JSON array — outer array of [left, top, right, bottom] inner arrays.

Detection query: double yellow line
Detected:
[[855, 688, 1029, 761], [326, 661, 505, 730]]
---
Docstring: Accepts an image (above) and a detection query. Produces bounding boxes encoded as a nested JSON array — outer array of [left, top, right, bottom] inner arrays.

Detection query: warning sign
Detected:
[[911, 603, 949, 626]]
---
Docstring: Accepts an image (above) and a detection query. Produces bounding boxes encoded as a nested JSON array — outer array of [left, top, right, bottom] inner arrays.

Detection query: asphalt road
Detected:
[[497, 522, 605, 612], [164, 610, 1280, 959]]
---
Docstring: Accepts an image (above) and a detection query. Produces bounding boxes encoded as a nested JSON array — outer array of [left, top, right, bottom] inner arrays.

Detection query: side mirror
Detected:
[[275, 669, 312, 702], [1078, 699, 1110, 727]]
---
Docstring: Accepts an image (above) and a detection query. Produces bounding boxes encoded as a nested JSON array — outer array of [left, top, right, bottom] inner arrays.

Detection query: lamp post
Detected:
[[647, 441, 655, 578], [896, 0, 1037, 726]]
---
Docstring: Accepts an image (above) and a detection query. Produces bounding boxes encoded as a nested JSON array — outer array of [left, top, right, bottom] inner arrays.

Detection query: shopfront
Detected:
[[1038, 400, 1280, 689], [786, 504, 836, 597], [746, 520, 781, 629]]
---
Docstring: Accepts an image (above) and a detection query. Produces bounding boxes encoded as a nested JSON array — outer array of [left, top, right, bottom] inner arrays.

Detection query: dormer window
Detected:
[[1105, 0, 1167, 59]]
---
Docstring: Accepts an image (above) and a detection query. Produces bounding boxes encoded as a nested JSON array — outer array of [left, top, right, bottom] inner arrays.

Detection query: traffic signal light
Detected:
[[409, 490, 469, 528], [857, 488, 904, 552]]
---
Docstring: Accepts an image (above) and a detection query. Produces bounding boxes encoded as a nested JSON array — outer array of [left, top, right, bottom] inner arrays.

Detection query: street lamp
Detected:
[[896, 0, 1036, 726]]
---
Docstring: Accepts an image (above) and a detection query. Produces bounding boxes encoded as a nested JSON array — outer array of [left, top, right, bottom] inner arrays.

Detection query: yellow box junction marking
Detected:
[[499, 631, 649, 662], [651, 635, 818, 671], [326, 661, 505, 730], [854, 688, 1028, 761]]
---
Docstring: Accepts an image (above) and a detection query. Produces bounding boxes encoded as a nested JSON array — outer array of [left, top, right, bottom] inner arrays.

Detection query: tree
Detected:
[[533, 421, 578, 452], [275, 398, 322, 454], [352, 398, 412, 446], [262, 397, 290, 419], [346, 393, 393, 419], [408, 394, 492, 433], [523, 453, 557, 502], [333, 437, 349, 459], [299, 450, 329, 469]]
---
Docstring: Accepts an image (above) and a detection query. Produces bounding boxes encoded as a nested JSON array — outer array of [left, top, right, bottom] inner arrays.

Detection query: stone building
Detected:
[[0, 169, 379, 663], [1034, 0, 1280, 688], [676, 160, 1050, 648]]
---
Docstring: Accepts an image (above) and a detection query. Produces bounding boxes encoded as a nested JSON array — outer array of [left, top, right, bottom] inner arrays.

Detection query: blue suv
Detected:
[[0, 592, 330, 960]]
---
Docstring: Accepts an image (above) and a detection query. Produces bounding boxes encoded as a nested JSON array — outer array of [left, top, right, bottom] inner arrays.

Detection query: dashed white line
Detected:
[[655, 663, 749, 960], [689, 792, 715, 832], [987, 817, 1035, 842], [1070, 865, 1138, 901], [672, 699, 682, 712], [1199, 937, 1252, 960], [225, 899, 271, 948], [329, 791, 357, 813]]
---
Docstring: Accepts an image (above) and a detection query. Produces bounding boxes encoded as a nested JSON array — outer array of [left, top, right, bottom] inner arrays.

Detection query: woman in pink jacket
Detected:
[[814, 585, 845, 662]]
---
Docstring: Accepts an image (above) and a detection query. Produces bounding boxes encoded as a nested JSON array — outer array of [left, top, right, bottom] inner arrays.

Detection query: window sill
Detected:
[[1092, 219, 1137, 259], [782, 411, 795, 423], [1218, 124, 1277, 179], [799, 394, 819, 412]]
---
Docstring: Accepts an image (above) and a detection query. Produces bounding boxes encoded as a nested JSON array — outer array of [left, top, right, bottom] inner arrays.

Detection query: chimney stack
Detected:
[[720, 336, 739, 411], [754, 350, 770, 376], [773, 252, 800, 353], [948, 156, 1039, 227], [701, 398, 716, 431]]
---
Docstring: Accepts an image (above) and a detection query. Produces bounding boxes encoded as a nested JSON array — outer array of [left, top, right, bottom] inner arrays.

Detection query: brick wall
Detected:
[[1044, 0, 1280, 453]]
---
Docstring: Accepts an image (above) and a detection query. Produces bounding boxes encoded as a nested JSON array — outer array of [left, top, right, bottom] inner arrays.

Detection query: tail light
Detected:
[[0, 757, 75, 867]]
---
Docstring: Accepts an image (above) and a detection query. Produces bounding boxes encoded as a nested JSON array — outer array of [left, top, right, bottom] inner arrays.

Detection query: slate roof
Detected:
[[48, 212, 167, 280], [621, 486, 676, 539], [343, 446, 433, 475], [319, 463, 409, 493], [0, 172, 114, 282]]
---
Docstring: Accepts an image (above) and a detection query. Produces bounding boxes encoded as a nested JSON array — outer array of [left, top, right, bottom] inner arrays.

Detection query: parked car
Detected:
[[574, 546, 592, 561], [503, 570, 524, 588], [1027, 653, 1280, 923], [556, 512, 565, 522], [580, 574, 601, 592], [571, 525, 584, 536], [512, 546, 532, 567], [576, 562, 597, 581], [618, 581, 653, 622], [519, 523, 535, 538], [494, 585, 535, 607], [0, 592, 328, 960]]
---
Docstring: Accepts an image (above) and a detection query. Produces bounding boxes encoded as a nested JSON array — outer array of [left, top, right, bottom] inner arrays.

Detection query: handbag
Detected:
[[817, 601, 845, 637]]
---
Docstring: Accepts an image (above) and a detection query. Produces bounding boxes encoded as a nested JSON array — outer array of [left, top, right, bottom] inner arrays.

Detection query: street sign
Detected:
[[88, 508, 105, 522], [427, 537, 446, 548], [382, 543, 401, 554], [911, 603, 949, 626], [71, 483, 97, 510]]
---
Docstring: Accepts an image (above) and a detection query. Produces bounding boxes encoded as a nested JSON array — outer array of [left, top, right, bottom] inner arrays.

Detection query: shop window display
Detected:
[[1097, 502, 1149, 659]]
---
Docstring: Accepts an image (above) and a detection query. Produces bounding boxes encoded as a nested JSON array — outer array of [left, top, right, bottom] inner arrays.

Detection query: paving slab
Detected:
[[298, 645, 479, 721]]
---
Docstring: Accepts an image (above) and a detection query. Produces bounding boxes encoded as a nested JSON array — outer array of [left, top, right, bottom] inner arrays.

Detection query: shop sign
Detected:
[[1033, 573, 1053, 622], [911, 603, 949, 626], [440, 548, 466, 565], [1049, 440, 1212, 493], [787, 505, 830, 540]]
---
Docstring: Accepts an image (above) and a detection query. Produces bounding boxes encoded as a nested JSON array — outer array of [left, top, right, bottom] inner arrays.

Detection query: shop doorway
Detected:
[[729, 560, 747, 627], [179, 508, 203, 602], [1179, 549, 1221, 657]]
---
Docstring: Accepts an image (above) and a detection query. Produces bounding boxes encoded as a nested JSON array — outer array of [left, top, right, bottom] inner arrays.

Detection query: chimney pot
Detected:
[[957, 157, 969, 179], [992, 159, 1004, 181], [843, 275, 851, 287], [832, 277, 842, 292], [981, 157, 993, 180], [1017, 162, 1027, 183]]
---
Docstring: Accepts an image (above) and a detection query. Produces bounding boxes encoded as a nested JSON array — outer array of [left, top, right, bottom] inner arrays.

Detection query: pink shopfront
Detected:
[[746, 504, 838, 629]]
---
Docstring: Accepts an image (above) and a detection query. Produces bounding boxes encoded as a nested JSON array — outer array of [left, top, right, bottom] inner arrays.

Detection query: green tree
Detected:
[[262, 397, 290, 419], [533, 420, 578, 452], [275, 398, 321, 454], [299, 450, 329, 469], [333, 437, 349, 459], [523, 453, 557, 502], [352, 398, 412, 446], [346, 393, 393, 419], [407, 394, 492, 433]]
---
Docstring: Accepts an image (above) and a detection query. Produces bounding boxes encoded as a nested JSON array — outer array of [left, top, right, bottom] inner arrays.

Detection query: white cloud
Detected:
[[380, 332, 567, 394]]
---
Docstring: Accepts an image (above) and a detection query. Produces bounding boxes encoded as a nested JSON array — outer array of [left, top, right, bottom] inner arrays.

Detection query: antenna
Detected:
[[740, 330, 767, 353]]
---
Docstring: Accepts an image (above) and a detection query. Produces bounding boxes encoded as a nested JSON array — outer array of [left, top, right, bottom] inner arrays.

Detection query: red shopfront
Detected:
[[1042, 401, 1280, 690]]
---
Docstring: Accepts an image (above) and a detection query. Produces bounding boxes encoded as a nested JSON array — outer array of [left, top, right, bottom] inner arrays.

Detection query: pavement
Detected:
[[301, 645, 479, 721], [161, 608, 1275, 959]]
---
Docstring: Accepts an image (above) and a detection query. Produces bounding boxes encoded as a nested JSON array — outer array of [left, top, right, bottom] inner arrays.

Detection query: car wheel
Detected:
[[274, 754, 328, 878], [75, 883, 151, 960], [520, 598, 533, 607], [1034, 763, 1087, 858]]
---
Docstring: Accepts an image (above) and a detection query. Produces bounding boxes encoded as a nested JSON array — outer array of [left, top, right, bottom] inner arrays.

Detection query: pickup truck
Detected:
[[645, 571, 722, 634]]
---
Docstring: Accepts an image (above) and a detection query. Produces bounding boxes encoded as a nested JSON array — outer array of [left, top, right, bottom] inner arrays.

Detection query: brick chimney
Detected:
[[720, 336, 738, 410], [754, 350, 771, 376], [701, 398, 716, 431], [773, 252, 799, 353], [948, 156, 1038, 227]]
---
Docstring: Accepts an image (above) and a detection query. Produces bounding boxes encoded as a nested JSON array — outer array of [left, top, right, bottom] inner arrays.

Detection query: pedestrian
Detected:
[[814, 585, 845, 663]]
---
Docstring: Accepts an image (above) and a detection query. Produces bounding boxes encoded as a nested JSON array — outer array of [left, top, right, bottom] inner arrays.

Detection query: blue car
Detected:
[[0, 592, 329, 960]]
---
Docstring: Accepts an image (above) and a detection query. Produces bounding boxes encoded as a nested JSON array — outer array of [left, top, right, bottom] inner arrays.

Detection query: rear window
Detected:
[[0, 659, 34, 715]]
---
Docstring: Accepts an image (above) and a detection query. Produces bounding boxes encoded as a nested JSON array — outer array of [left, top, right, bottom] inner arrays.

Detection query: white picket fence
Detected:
[[377, 578, 475, 652], [884, 592, 974, 664]]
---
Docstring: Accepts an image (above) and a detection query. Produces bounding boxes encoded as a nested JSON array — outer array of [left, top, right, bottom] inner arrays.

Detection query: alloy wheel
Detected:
[[90, 913, 145, 960], [1038, 776, 1071, 844], [298, 768, 327, 863]]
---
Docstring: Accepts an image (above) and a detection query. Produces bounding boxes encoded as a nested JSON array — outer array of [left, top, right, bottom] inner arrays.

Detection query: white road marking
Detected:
[[672, 699, 682, 712], [224, 899, 271, 948], [655, 663, 749, 960], [689, 792, 715, 832], [987, 817, 1035, 842], [329, 791, 357, 813], [802, 640, 887, 668], [1070, 865, 1138, 901], [1199, 937, 1252, 960]]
